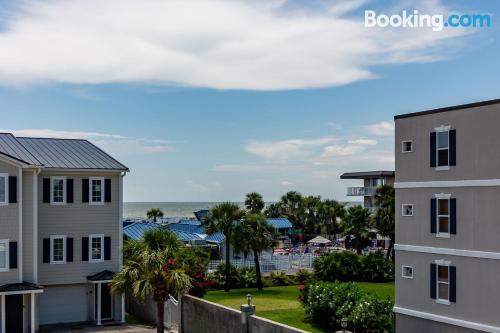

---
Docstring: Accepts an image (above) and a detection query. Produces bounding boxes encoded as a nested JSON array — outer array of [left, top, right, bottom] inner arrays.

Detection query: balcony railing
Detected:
[[346, 186, 377, 196]]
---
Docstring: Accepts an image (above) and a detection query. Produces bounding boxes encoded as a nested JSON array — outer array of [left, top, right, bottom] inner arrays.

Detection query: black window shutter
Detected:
[[8, 176, 17, 204], [450, 198, 457, 235], [43, 178, 51, 203], [67, 179, 74, 203], [450, 266, 457, 303], [449, 129, 456, 166], [9, 242, 17, 269], [430, 198, 437, 234], [430, 263, 437, 299], [82, 237, 89, 261], [66, 238, 74, 262], [430, 132, 437, 167], [104, 236, 111, 260], [105, 179, 112, 203], [82, 179, 89, 203], [43, 238, 50, 263]]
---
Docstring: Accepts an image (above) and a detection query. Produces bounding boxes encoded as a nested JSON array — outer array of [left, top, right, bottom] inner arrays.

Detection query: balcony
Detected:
[[346, 186, 376, 196]]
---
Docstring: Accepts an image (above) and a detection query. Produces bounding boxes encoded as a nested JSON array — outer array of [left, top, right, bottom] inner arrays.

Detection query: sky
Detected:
[[0, 0, 499, 202]]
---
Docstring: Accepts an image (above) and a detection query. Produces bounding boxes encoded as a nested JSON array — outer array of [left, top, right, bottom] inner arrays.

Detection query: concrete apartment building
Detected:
[[0, 133, 128, 332], [394, 99, 500, 333]]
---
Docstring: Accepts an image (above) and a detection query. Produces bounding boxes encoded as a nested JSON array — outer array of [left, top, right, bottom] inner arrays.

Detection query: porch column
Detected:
[[97, 283, 102, 326], [1, 294, 5, 333], [31, 293, 35, 333]]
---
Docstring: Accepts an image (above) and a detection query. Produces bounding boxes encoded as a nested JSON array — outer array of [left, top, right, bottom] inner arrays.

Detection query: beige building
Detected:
[[0, 133, 128, 332], [394, 99, 500, 332]]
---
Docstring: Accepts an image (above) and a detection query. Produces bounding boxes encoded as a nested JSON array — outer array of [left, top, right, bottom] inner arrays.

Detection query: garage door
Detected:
[[39, 284, 90, 325]]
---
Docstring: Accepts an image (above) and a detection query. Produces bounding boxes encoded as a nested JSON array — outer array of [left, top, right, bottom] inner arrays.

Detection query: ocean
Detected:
[[123, 201, 361, 219]]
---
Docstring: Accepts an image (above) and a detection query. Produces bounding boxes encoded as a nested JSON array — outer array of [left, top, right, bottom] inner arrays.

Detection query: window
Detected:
[[402, 204, 413, 217], [402, 265, 414, 279], [0, 173, 7, 205], [50, 176, 66, 205], [437, 130, 449, 168], [90, 234, 104, 262], [90, 177, 104, 205], [371, 178, 385, 187], [437, 265, 450, 303], [50, 236, 66, 264], [437, 198, 450, 236], [0, 240, 9, 272], [402, 140, 413, 153]]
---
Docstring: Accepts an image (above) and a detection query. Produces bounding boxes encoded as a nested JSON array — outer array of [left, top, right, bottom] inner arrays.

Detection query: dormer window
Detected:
[[90, 177, 104, 205]]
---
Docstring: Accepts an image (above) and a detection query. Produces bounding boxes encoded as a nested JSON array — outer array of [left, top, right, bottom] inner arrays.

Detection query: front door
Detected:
[[6, 294, 23, 333], [95, 283, 113, 320]]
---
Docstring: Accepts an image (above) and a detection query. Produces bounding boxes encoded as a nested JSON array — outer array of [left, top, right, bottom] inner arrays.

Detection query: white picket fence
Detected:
[[207, 254, 319, 273]]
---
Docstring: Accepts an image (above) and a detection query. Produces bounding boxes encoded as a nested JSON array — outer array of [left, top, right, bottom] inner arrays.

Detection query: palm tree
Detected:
[[264, 202, 282, 218], [373, 184, 395, 261], [279, 191, 305, 230], [203, 202, 245, 292], [237, 213, 275, 290], [147, 208, 164, 222], [245, 192, 265, 214], [341, 205, 376, 254], [110, 229, 191, 333], [303, 195, 321, 234], [317, 199, 345, 239]]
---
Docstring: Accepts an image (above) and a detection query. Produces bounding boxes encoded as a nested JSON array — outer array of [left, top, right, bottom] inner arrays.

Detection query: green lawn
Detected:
[[204, 282, 394, 333]]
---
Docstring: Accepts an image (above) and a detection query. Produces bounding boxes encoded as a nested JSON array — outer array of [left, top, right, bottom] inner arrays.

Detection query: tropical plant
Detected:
[[146, 208, 164, 222], [303, 195, 322, 234], [269, 271, 292, 286], [317, 199, 345, 239], [209, 262, 242, 289], [360, 251, 394, 282], [341, 205, 376, 254], [245, 192, 265, 214], [264, 202, 282, 218], [110, 229, 191, 333], [176, 247, 213, 297], [236, 213, 275, 290], [295, 269, 314, 284], [279, 191, 306, 230], [203, 202, 245, 292], [373, 184, 395, 262]]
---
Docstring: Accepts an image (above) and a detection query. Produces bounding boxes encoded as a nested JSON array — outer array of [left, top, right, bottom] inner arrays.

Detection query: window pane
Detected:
[[439, 217, 449, 233], [53, 179, 64, 202], [438, 283, 449, 300], [0, 243, 6, 268], [53, 238, 64, 262], [438, 149, 449, 166], [438, 199, 449, 215], [404, 141, 412, 152], [438, 131, 449, 149], [92, 237, 102, 260], [92, 180, 102, 202], [438, 266, 449, 281], [0, 177, 5, 202]]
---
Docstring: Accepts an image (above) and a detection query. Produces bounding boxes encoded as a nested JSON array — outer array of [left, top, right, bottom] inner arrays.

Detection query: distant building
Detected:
[[340, 171, 395, 213]]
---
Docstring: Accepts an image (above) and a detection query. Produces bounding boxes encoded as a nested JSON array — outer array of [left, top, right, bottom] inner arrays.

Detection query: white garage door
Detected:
[[39, 284, 90, 325]]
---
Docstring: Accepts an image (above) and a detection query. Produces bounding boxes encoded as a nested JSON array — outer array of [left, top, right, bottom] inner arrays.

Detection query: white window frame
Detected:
[[50, 176, 67, 205], [402, 265, 414, 279], [50, 235, 66, 264], [0, 173, 8, 206], [402, 204, 414, 217], [89, 234, 105, 263], [0, 239, 10, 272], [435, 259, 451, 305], [435, 193, 451, 238], [402, 140, 413, 153], [89, 177, 105, 205], [435, 125, 451, 171]]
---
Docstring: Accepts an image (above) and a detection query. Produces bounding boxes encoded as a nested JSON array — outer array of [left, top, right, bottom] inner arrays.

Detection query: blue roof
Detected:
[[123, 222, 159, 241], [205, 232, 225, 243], [267, 218, 293, 229]]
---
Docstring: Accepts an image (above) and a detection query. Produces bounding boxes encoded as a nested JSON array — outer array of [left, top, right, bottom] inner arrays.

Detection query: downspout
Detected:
[[18, 167, 23, 282], [33, 168, 41, 284], [119, 171, 126, 322]]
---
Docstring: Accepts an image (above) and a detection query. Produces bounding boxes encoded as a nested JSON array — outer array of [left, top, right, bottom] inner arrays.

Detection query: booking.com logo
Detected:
[[365, 10, 491, 31]]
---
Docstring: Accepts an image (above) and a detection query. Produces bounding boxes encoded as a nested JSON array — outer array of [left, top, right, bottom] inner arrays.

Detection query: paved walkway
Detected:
[[43, 324, 159, 333]]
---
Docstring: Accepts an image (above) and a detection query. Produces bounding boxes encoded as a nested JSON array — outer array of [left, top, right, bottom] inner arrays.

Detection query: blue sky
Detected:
[[0, 0, 499, 202]]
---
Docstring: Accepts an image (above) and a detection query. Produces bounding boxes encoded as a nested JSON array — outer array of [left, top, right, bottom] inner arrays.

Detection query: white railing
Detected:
[[346, 186, 376, 196], [164, 295, 180, 331], [207, 254, 319, 273]]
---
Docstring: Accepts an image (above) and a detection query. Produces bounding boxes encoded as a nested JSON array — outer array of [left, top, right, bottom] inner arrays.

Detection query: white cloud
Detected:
[[347, 138, 377, 145], [213, 163, 304, 173], [245, 137, 335, 160], [366, 121, 395, 137], [281, 180, 294, 186], [1, 128, 175, 154], [0, 0, 467, 90], [321, 144, 366, 157]]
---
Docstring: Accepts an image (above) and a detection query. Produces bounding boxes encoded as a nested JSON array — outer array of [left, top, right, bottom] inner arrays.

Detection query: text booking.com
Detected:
[[365, 10, 491, 31]]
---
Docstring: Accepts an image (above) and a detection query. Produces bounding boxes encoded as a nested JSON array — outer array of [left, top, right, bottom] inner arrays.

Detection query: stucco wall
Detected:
[[396, 313, 483, 333]]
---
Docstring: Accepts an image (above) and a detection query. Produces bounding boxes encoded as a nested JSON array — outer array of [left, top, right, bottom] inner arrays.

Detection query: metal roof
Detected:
[[0, 282, 43, 293], [340, 171, 395, 180], [0, 133, 42, 165], [267, 218, 293, 229], [123, 222, 207, 242], [87, 270, 115, 282]]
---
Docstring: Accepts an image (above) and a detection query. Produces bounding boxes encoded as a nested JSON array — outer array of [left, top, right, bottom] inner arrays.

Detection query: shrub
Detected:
[[239, 267, 257, 288], [269, 272, 293, 286], [360, 251, 394, 282], [295, 269, 313, 284], [176, 247, 213, 297], [301, 282, 394, 332], [209, 263, 241, 289]]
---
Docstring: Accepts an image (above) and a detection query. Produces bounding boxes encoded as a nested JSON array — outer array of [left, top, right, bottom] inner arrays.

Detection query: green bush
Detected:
[[209, 263, 242, 289], [239, 267, 257, 288], [269, 272, 293, 286], [295, 269, 313, 284], [313, 250, 393, 283], [301, 282, 393, 332]]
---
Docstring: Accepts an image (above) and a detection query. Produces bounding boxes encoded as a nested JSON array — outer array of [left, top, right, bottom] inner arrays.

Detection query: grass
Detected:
[[204, 282, 394, 333]]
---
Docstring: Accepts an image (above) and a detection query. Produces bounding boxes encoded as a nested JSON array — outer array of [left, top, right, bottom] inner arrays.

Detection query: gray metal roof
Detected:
[[0, 133, 128, 171]]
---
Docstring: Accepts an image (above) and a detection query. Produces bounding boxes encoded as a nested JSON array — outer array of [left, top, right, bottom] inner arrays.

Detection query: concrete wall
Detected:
[[180, 295, 308, 333]]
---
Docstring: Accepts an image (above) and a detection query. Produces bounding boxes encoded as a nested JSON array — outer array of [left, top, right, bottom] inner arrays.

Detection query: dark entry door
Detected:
[[6, 294, 23, 333], [95, 283, 113, 320]]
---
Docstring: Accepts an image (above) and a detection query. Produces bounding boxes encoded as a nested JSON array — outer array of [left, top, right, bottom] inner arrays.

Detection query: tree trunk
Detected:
[[356, 246, 362, 255], [254, 250, 263, 291], [225, 241, 231, 292], [156, 300, 164, 333], [386, 241, 394, 260]]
